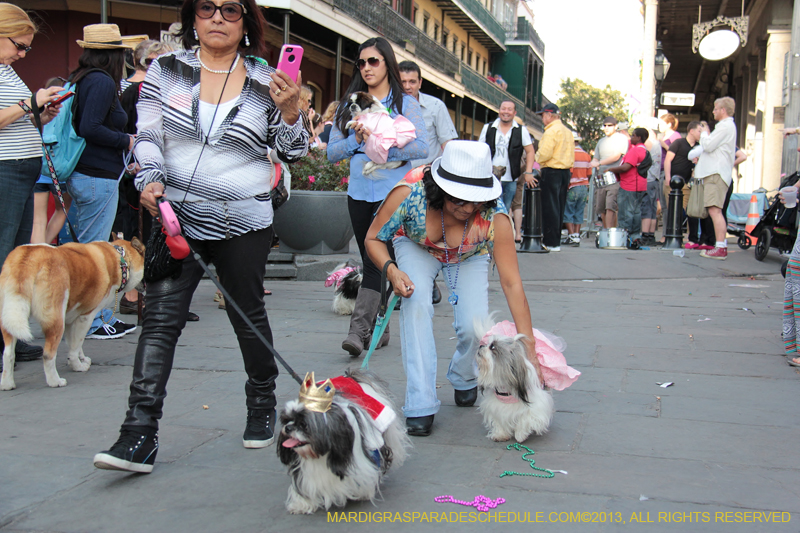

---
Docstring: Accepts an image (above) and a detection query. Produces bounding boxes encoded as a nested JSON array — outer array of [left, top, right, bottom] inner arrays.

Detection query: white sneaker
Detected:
[[544, 245, 561, 252]]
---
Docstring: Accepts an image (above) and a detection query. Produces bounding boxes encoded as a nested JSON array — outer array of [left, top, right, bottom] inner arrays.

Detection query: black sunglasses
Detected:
[[355, 57, 383, 70], [194, 1, 247, 22], [8, 37, 31, 54], [445, 194, 482, 207]]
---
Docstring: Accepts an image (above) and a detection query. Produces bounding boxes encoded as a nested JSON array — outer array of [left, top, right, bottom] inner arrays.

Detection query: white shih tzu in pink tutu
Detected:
[[476, 321, 580, 442]]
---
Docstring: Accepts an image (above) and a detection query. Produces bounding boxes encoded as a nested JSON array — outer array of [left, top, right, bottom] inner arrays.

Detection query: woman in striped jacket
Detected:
[[93, 0, 308, 474]]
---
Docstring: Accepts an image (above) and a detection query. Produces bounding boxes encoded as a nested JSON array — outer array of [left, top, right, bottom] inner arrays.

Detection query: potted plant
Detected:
[[272, 148, 354, 255]]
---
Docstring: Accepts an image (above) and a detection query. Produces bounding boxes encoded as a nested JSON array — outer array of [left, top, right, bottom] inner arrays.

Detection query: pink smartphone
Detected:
[[276, 44, 303, 83]]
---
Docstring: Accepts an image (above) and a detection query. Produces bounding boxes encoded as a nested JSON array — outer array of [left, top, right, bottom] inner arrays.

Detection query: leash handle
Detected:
[[378, 260, 397, 317]]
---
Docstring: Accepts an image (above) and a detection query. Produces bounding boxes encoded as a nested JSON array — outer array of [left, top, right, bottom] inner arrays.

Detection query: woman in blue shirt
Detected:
[[327, 36, 427, 357], [66, 24, 137, 340]]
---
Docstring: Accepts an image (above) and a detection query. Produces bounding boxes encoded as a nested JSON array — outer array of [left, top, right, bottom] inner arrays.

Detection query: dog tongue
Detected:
[[282, 437, 301, 448]]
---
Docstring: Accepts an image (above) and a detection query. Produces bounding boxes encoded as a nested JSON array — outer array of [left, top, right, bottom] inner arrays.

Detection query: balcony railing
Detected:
[[331, 0, 543, 130], [461, 65, 542, 130], [453, 0, 508, 47], [332, 0, 460, 76], [506, 17, 546, 59]]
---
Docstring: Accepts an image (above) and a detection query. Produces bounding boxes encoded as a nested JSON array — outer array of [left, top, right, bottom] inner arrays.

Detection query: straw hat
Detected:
[[430, 141, 502, 203], [121, 34, 150, 48], [77, 24, 134, 49]]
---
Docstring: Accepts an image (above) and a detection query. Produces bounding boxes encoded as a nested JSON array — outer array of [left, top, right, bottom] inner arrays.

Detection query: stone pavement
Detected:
[[2, 241, 798, 532]]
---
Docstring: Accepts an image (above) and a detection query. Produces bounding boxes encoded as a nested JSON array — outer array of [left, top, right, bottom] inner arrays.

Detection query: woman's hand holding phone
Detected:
[[270, 69, 301, 126], [33, 86, 64, 109]]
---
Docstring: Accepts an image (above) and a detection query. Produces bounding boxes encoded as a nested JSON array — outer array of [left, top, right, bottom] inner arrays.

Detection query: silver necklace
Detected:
[[441, 210, 470, 306], [197, 50, 240, 74]]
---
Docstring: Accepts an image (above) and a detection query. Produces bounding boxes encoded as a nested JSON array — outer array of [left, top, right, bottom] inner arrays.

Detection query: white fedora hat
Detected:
[[430, 141, 501, 203]]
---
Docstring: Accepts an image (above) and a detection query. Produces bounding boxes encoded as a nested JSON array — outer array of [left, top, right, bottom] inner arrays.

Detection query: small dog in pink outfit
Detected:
[[344, 92, 417, 175]]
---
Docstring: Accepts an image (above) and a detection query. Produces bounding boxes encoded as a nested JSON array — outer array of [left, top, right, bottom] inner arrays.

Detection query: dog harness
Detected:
[[113, 245, 130, 293]]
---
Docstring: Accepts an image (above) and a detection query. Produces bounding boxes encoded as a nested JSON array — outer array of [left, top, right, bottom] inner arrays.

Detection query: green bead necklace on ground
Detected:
[[499, 443, 555, 478]]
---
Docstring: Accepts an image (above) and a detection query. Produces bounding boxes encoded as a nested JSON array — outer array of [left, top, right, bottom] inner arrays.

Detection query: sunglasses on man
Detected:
[[194, 1, 247, 22], [355, 57, 384, 70]]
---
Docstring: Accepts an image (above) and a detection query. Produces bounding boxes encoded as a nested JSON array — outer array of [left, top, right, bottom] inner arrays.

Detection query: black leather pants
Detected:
[[123, 227, 277, 430]]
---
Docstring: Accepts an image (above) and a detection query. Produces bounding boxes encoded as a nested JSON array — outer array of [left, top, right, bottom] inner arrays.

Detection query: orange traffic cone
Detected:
[[744, 194, 760, 245]]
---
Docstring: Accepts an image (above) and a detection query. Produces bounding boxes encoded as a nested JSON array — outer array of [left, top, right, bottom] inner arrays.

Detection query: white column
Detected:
[[782, 0, 800, 175], [762, 29, 792, 190], [641, 0, 658, 117]]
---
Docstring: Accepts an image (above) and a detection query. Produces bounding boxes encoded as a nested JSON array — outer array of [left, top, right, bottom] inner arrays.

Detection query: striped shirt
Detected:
[[134, 50, 309, 240], [0, 65, 41, 161], [570, 145, 591, 188]]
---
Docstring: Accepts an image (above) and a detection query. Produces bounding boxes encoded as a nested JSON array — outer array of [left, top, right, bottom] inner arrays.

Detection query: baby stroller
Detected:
[[750, 171, 800, 261], [726, 190, 767, 250]]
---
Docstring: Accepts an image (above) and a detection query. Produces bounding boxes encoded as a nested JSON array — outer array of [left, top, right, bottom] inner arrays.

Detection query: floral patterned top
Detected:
[[376, 166, 510, 263]]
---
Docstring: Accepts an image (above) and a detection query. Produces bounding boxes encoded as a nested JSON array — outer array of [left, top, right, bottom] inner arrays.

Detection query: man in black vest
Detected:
[[478, 100, 534, 240]]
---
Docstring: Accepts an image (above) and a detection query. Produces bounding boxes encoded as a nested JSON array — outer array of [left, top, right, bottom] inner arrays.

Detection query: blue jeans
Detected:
[[0, 157, 39, 268], [618, 189, 645, 241], [501, 180, 517, 212], [67, 172, 121, 332], [394, 236, 489, 417]]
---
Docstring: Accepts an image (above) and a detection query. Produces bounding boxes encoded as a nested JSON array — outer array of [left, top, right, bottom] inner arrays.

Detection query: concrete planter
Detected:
[[272, 190, 354, 255]]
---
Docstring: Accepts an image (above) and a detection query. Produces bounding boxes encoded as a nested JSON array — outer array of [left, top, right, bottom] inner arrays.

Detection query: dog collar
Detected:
[[113, 245, 129, 293], [494, 389, 520, 404]]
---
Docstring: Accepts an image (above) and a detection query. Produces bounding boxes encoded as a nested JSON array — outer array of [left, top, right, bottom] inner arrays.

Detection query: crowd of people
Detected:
[[3, 0, 791, 476]]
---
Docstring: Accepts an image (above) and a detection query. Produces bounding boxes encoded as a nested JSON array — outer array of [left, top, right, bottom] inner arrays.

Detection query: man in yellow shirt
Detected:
[[535, 103, 575, 251]]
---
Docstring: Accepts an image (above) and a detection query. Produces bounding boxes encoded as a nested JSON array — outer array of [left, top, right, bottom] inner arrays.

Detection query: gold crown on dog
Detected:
[[298, 372, 335, 413]]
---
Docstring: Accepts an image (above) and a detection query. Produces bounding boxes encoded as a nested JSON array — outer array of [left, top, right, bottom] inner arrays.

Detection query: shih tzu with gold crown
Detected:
[[277, 370, 411, 514], [476, 321, 555, 442]]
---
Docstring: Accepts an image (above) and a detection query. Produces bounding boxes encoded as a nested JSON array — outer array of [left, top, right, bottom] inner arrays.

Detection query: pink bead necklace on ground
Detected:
[[434, 495, 506, 512]]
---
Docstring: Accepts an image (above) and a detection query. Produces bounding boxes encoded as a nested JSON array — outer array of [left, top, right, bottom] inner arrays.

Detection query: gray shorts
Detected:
[[641, 180, 660, 219]]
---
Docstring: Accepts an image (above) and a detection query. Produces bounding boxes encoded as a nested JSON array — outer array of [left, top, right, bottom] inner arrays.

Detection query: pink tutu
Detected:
[[356, 112, 417, 164], [480, 321, 580, 391]]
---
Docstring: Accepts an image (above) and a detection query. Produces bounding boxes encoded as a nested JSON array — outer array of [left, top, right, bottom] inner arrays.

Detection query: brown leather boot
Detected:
[[341, 288, 381, 357]]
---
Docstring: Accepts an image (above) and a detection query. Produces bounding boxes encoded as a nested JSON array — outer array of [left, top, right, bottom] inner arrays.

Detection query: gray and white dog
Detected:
[[475, 322, 554, 442]]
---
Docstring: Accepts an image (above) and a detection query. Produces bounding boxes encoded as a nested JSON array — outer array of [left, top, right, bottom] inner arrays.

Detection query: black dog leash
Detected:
[[187, 246, 303, 385]]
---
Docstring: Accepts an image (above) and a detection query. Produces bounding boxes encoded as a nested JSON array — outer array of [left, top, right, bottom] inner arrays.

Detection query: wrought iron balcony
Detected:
[[332, 0, 461, 76], [445, 0, 508, 49], [461, 65, 542, 130], [506, 17, 546, 59]]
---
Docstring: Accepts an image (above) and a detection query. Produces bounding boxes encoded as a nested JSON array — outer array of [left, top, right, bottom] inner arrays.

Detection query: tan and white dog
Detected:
[[0, 238, 145, 390]]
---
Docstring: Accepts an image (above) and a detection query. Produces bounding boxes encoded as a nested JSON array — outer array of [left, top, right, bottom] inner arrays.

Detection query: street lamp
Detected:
[[654, 41, 670, 108]]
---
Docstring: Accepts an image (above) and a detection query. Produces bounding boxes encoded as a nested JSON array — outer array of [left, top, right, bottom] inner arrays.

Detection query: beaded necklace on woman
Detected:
[[196, 49, 240, 74], [440, 210, 470, 306]]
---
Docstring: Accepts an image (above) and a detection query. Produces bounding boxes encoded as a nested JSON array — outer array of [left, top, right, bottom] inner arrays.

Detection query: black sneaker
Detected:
[[93, 428, 159, 473], [243, 408, 276, 449], [87, 320, 137, 340]]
